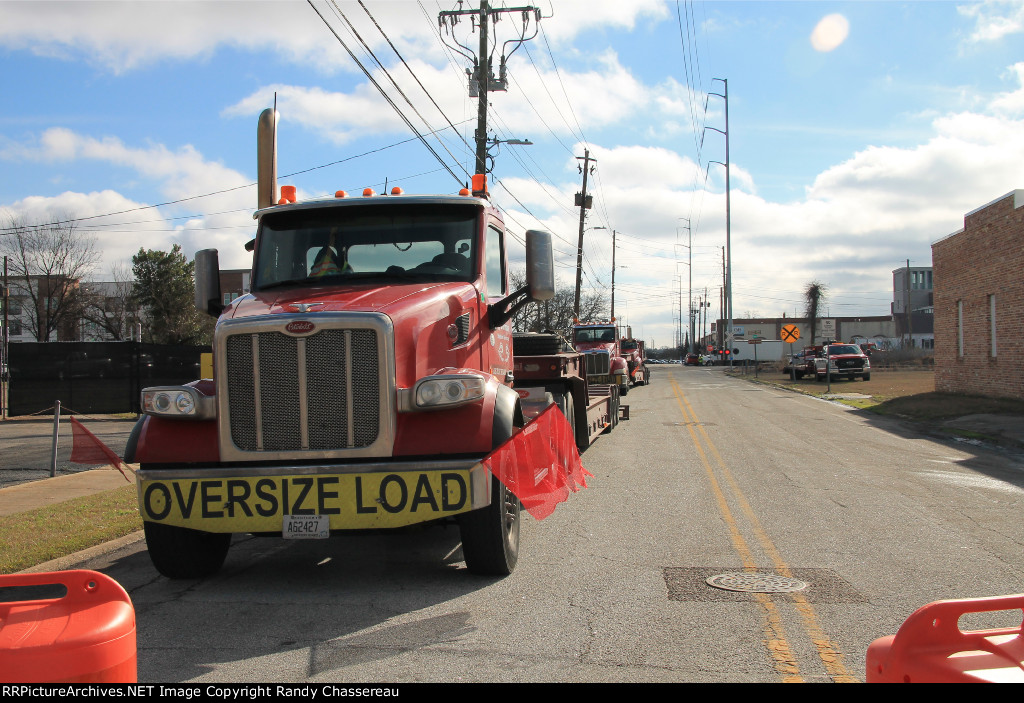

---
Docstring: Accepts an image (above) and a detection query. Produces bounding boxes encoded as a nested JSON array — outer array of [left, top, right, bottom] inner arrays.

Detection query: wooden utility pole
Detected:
[[439, 2, 541, 179], [474, 1, 490, 175], [573, 149, 595, 318]]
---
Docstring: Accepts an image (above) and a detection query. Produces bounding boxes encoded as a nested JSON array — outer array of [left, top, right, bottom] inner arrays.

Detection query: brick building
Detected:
[[932, 189, 1024, 400]]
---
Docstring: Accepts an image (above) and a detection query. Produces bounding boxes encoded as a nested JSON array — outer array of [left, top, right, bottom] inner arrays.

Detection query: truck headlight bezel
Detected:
[[142, 386, 215, 420], [408, 374, 487, 411]]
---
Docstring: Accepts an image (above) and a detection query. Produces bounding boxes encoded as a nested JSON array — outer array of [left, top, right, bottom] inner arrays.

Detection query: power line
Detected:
[[307, 0, 465, 185]]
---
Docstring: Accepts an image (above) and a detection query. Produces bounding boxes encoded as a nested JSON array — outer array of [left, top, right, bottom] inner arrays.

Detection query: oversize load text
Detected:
[[140, 471, 470, 529]]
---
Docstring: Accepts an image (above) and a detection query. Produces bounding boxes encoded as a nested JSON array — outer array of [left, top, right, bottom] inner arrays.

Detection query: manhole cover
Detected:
[[706, 572, 808, 593]]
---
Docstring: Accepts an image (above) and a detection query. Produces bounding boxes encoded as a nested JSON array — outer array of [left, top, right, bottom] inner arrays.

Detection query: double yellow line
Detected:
[[668, 372, 857, 683]]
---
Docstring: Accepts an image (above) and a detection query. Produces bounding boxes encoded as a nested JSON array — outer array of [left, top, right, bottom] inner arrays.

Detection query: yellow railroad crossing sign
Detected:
[[781, 324, 801, 343]]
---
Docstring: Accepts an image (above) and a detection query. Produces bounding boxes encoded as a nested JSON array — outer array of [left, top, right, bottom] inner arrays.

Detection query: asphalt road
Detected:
[[46, 366, 1024, 682], [0, 415, 138, 488]]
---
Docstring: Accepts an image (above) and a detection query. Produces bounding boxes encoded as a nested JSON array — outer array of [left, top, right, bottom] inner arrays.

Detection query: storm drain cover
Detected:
[[706, 572, 808, 593]]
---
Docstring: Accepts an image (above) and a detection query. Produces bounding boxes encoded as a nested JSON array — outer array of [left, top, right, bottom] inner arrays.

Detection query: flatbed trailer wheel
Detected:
[[459, 475, 520, 575], [143, 521, 231, 579]]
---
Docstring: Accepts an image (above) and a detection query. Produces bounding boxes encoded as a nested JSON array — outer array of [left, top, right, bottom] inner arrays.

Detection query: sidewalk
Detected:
[[0, 465, 136, 517]]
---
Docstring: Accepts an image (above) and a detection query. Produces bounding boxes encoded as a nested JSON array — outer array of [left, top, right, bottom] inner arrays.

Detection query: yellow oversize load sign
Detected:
[[139, 470, 473, 532]]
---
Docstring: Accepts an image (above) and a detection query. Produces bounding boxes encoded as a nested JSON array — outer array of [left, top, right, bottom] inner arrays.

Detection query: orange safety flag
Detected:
[[69, 416, 133, 483], [482, 404, 592, 520]]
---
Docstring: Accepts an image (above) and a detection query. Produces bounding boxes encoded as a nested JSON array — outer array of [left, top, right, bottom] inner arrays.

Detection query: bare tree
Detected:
[[80, 263, 140, 341], [510, 269, 607, 340], [0, 214, 99, 341], [804, 280, 828, 344]]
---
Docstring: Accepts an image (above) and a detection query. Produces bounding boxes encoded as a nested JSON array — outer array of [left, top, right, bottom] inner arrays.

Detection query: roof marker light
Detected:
[[471, 173, 488, 197], [390, 186, 404, 195], [335, 190, 348, 198], [280, 185, 297, 203], [363, 187, 376, 197], [459, 187, 470, 196]]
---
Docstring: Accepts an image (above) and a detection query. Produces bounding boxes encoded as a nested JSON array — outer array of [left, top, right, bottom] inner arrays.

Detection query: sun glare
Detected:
[[811, 13, 850, 52]]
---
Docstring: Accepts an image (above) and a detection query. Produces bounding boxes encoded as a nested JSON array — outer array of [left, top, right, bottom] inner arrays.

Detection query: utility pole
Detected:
[[610, 229, 617, 321], [439, 3, 542, 179], [679, 218, 692, 354], [474, 1, 490, 175], [707, 78, 732, 366], [573, 149, 595, 318]]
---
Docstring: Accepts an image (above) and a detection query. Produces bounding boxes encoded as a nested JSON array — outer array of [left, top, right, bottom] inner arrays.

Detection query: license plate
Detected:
[[283, 514, 329, 539]]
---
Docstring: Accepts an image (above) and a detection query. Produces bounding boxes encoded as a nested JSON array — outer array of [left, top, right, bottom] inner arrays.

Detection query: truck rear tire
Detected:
[[458, 475, 520, 576], [143, 521, 231, 579]]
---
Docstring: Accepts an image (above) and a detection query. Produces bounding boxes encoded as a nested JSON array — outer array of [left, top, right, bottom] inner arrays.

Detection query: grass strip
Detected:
[[0, 485, 141, 574]]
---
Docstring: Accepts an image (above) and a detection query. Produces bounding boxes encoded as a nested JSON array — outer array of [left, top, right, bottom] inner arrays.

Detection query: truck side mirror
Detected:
[[195, 249, 225, 317], [524, 230, 554, 302], [489, 230, 555, 328]]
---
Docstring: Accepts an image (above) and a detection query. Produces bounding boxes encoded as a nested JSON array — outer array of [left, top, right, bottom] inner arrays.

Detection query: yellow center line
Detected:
[[668, 374, 803, 683], [669, 371, 858, 683]]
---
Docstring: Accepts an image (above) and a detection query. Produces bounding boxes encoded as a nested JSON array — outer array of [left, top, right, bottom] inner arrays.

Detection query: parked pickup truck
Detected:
[[813, 343, 871, 382], [782, 349, 817, 380]]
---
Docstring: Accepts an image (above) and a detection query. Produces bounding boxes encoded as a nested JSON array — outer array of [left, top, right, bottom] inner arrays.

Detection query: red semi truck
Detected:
[[127, 109, 616, 580], [571, 322, 648, 395]]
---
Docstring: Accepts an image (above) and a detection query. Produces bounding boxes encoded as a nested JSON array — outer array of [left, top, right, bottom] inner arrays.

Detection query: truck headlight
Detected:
[[410, 375, 486, 410], [142, 386, 214, 419]]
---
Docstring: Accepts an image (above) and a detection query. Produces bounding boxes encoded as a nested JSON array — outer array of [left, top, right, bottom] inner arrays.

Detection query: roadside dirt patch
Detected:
[[747, 369, 933, 401], [745, 368, 1024, 431]]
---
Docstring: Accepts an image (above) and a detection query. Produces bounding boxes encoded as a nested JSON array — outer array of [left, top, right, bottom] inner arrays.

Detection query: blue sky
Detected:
[[2, 0, 1023, 348]]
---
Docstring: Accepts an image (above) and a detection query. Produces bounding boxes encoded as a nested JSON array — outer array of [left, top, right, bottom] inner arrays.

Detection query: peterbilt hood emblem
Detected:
[[285, 320, 317, 335], [287, 302, 325, 313]]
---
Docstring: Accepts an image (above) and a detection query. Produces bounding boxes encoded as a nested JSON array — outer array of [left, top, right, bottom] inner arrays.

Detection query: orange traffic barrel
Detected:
[[0, 570, 136, 683], [867, 594, 1024, 683]]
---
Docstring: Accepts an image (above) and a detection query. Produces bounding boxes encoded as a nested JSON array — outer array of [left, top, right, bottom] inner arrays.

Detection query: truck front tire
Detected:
[[143, 521, 231, 579], [458, 475, 520, 576]]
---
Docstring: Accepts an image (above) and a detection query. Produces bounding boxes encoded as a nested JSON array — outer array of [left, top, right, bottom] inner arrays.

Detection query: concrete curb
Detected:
[[17, 530, 146, 574]]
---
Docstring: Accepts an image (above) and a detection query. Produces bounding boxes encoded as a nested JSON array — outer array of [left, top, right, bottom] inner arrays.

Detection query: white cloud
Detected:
[[223, 48, 669, 148], [958, 0, 1024, 43], [496, 62, 1024, 343], [990, 62, 1024, 116], [0, 128, 258, 274], [0, 0, 670, 73]]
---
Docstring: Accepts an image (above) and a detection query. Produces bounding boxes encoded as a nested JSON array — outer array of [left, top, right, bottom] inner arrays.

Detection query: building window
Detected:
[[957, 300, 964, 357], [989, 294, 997, 358]]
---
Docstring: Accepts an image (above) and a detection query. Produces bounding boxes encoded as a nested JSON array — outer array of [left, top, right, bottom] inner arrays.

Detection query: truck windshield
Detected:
[[828, 345, 861, 355], [253, 203, 479, 290], [575, 327, 616, 344]]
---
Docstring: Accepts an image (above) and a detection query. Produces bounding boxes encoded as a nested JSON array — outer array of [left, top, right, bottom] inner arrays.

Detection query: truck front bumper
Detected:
[[137, 458, 489, 533]]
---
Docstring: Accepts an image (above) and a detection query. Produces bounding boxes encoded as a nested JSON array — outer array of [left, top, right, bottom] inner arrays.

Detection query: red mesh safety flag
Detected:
[[482, 404, 592, 520], [69, 416, 133, 483]]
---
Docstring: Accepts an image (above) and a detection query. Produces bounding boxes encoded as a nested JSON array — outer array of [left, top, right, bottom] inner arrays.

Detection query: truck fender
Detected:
[[609, 356, 628, 373], [132, 414, 220, 465], [492, 382, 524, 448], [124, 415, 145, 464]]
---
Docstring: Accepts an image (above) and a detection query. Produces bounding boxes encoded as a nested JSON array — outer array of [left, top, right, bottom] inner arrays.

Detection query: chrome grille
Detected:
[[225, 326, 381, 453], [584, 350, 611, 376]]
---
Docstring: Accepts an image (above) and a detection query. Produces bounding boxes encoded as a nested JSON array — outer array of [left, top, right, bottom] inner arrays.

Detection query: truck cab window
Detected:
[[254, 204, 479, 289], [485, 225, 506, 298]]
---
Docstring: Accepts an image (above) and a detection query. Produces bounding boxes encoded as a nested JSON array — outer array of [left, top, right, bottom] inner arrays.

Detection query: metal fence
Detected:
[[5, 341, 209, 416]]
